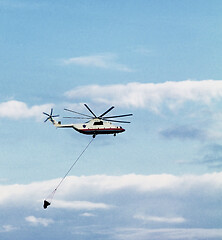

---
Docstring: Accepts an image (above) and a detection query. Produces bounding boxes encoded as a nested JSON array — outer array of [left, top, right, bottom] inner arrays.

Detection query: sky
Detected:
[[1, 0, 222, 239]]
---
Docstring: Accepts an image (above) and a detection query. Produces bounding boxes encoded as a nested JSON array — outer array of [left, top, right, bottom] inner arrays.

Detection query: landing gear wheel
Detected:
[[93, 134, 96, 138]]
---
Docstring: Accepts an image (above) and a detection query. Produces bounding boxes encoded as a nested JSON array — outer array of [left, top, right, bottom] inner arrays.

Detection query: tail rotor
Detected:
[[43, 108, 59, 122]]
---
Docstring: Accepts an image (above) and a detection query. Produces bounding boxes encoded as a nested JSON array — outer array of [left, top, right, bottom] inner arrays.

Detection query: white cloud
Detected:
[[52, 200, 112, 210], [0, 178, 57, 206], [1, 173, 222, 239], [0, 225, 18, 232], [62, 53, 133, 72], [0, 100, 53, 120], [51, 174, 179, 196], [134, 214, 186, 224], [0, 173, 222, 208], [65, 80, 222, 111], [25, 216, 54, 227], [80, 212, 96, 217], [115, 228, 222, 240]]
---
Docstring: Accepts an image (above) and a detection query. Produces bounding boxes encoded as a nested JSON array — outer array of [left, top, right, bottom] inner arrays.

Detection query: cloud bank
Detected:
[[65, 80, 222, 111], [62, 53, 133, 72], [0, 100, 53, 120], [3, 80, 222, 120], [52, 200, 112, 210], [115, 228, 222, 240], [0, 173, 222, 240], [25, 216, 54, 227], [134, 214, 186, 224], [160, 125, 207, 141]]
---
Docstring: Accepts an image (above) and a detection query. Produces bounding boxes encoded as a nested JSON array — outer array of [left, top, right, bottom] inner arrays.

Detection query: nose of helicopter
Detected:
[[121, 127, 125, 132]]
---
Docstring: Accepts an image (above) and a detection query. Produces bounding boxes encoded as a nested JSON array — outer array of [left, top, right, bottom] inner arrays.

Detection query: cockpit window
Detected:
[[93, 121, 103, 125]]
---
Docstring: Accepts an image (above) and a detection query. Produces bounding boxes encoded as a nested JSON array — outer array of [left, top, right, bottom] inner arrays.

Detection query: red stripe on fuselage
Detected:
[[77, 128, 125, 135]]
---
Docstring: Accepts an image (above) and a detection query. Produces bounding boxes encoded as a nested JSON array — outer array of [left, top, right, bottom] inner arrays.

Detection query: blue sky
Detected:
[[1, 0, 222, 239]]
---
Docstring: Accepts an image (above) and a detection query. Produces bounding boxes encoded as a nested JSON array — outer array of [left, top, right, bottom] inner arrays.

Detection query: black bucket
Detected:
[[43, 200, 51, 209]]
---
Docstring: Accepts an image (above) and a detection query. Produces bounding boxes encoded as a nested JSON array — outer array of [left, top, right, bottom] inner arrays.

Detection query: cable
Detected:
[[43, 137, 94, 209]]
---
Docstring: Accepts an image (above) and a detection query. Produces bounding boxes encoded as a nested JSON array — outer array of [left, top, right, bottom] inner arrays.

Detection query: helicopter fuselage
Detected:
[[55, 118, 125, 137], [74, 119, 125, 135]]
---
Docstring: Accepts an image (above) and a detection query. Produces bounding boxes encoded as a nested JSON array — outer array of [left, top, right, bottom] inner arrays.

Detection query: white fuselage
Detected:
[[54, 118, 125, 136], [74, 119, 125, 135]]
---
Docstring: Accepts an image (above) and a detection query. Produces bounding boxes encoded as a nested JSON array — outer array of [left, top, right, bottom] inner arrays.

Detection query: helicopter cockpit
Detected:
[[93, 121, 104, 126]]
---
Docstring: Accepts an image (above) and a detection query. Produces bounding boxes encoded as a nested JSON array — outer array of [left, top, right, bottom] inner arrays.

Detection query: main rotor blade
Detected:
[[103, 113, 133, 119], [84, 104, 97, 118], [64, 108, 92, 118], [99, 106, 114, 118], [63, 116, 92, 119], [103, 118, 131, 123]]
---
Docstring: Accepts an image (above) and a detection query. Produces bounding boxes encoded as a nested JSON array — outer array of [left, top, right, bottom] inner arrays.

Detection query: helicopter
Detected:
[[43, 104, 133, 138]]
